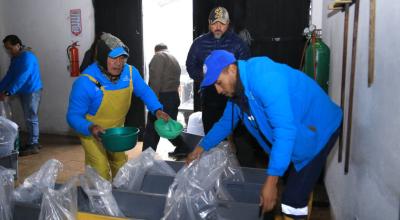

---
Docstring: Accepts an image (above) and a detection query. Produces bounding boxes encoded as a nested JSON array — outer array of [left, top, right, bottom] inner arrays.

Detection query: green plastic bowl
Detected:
[[154, 119, 183, 139], [100, 127, 140, 152]]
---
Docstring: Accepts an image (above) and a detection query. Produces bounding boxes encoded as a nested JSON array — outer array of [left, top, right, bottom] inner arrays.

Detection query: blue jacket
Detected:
[[0, 51, 42, 95], [200, 57, 343, 176], [67, 63, 162, 136], [186, 31, 250, 82]]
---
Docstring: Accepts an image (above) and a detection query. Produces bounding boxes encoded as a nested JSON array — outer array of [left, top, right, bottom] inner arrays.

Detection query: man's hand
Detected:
[[156, 110, 170, 122], [260, 176, 279, 214], [89, 124, 105, 141], [185, 146, 204, 165]]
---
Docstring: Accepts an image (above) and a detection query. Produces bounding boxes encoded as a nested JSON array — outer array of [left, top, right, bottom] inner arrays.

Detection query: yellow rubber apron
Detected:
[[79, 66, 133, 180]]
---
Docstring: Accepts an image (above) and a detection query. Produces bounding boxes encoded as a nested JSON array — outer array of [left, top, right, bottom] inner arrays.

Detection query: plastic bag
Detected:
[[0, 116, 18, 157], [162, 142, 243, 220], [14, 159, 63, 203], [0, 166, 16, 220], [39, 176, 78, 220], [80, 166, 124, 217], [113, 148, 176, 191], [0, 101, 12, 119]]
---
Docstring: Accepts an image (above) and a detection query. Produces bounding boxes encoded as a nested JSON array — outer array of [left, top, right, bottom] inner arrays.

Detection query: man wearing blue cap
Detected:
[[67, 33, 170, 180], [186, 50, 343, 219]]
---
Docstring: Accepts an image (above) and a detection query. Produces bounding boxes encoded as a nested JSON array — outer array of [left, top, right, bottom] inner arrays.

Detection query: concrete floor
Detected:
[[17, 134, 331, 220]]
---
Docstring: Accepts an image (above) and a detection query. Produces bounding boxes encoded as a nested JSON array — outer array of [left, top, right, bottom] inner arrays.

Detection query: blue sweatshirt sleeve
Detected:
[[66, 77, 95, 136], [254, 71, 297, 176], [0, 67, 16, 92], [4, 54, 34, 95], [131, 67, 163, 114], [199, 101, 240, 150]]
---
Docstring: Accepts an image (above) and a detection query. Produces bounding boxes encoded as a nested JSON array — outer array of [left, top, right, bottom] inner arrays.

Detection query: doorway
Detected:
[[142, 0, 193, 157]]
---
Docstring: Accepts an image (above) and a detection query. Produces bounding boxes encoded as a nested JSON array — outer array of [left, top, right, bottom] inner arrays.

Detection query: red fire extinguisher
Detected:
[[67, 41, 80, 77]]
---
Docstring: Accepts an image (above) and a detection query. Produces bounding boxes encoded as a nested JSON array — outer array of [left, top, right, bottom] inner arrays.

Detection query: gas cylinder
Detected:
[[303, 31, 330, 93]]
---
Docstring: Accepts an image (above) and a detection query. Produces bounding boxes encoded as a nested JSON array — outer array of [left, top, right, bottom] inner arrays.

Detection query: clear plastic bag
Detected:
[[14, 159, 63, 203], [113, 148, 176, 191], [162, 142, 243, 220], [39, 176, 78, 220], [0, 116, 18, 156], [0, 166, 16, 220], [80, 166, 124, 217], [0, 101, 12, 119]]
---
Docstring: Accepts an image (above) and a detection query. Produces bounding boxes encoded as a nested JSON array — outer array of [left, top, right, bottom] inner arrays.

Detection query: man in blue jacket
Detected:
[[67, 33, 170, 180], [186, 50, 342, 219], [0, 35, 42, 156], [185, 7, 262, 167]]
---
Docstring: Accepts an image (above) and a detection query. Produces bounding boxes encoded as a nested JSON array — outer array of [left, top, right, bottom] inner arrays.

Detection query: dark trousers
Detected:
[[233, 125, 268, 168], [201, 86, 227, 133], [143, 92, 181, 151], [281, 128, 340, 218], [193, 81, 201, 112]]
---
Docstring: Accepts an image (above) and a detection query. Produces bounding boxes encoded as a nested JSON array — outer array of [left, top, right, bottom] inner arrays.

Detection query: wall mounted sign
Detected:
[[70, 9, 82, 36]]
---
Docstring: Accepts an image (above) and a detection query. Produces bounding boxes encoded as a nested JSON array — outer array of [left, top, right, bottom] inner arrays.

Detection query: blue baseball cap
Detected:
[[108, 46, 129, 58], [201, 50, 236, 88]]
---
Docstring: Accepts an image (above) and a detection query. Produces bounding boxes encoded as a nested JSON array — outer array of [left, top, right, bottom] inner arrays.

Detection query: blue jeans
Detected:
[[19, 90, 41, 145]]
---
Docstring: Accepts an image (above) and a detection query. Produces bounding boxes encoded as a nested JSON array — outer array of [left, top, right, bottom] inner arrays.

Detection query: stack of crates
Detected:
[[13, 161, 271, 220]]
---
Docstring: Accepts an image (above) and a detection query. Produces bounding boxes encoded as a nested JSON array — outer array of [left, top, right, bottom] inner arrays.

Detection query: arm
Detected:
[[186, 101, 240, 164], [185, 41, 203, 82], [200, 101, 240, 150], [4, 55, 35, 95], [66, 77, 95, 136], [148, 54, 164, 97], [253, 71, 296, 214], [0, 67, 16, 92], [131, 66, 163, 114]]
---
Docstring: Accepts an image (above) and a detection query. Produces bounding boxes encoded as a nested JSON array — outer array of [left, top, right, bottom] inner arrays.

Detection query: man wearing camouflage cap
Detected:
[[67, 33, 170, 180], [186, 7, 250, 132], [185, 7, 262, 167]]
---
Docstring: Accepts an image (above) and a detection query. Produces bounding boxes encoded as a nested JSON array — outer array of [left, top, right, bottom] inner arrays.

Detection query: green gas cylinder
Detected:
[[303, 37, 330, 93]]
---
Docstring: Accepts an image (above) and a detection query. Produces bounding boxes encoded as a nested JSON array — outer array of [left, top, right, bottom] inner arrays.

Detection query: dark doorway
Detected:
[[192, 0, 310, 69], [93, 0, 146, 139], [92, 0, 310, 139]]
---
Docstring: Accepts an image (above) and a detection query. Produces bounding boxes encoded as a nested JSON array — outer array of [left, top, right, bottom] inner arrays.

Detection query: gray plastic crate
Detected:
[[13, 186, 269, 220], [166, 160, 267, 184], [111, 188, 266, 220], [0, 150, 18, 179], [13, 201, 40, 220], [74, 186, 167, 220], [140, 174, 262, 204], [140, 174, 174, 194]]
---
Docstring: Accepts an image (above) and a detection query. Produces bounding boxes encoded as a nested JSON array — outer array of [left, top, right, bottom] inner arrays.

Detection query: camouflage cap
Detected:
[[208, 7, 230, 25]]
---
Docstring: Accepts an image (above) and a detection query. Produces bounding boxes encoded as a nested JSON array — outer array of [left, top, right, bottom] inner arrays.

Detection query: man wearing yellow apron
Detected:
[[67, 33, 169, 180]]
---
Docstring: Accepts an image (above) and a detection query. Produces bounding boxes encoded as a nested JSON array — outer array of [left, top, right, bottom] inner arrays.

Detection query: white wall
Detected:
[[322, 0, 400, 219], [311, 0, 323, 29], [0, 1, 6, 72], [0, 0, 95, 135]]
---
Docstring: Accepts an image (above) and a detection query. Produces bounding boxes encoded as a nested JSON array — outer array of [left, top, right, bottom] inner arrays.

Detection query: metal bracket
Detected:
[[328, 0, 355, 17]]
